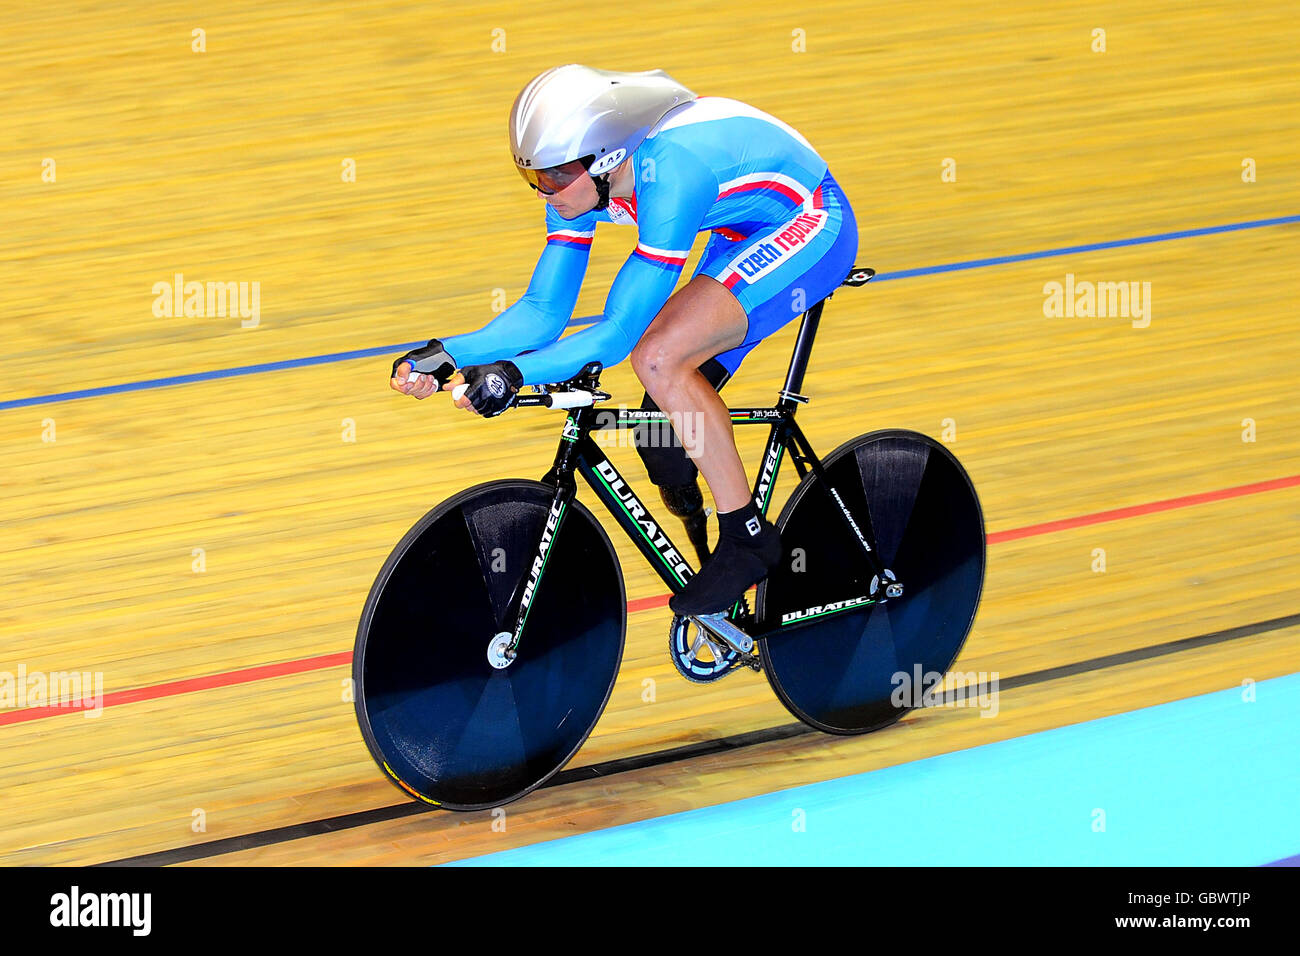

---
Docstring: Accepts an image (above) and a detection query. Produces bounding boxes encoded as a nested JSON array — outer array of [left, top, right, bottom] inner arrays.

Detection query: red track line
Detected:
[[0, 652, 351, 727], [986, 473, 1300, 543], [3, 473, 1297, 727], [628, 594, 669, 613]]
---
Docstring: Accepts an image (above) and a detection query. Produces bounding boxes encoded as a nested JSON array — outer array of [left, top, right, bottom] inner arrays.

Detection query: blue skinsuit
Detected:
[[441, 96, 858, 387]]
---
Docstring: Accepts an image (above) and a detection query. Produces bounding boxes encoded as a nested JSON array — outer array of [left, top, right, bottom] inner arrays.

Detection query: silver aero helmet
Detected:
[[509, 65, 696, 208]]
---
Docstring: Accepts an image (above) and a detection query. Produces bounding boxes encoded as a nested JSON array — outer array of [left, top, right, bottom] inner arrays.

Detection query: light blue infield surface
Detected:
[[445, 671, 1300, 866]]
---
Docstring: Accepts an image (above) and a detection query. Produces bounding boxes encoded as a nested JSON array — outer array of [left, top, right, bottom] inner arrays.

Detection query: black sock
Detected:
[[717, 501, 766, 544], [669, 499, 781, 615]]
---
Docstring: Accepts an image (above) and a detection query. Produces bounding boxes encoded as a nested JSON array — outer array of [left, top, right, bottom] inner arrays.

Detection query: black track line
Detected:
[[97, 610, 1300, 866]]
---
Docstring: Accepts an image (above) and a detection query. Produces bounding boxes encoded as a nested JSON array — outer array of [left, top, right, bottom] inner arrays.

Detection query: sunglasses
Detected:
[[516, 156, 593, 195]]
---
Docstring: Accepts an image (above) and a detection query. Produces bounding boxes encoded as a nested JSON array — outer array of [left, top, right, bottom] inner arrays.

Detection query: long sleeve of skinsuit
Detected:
[[439, 139, 719, 387]]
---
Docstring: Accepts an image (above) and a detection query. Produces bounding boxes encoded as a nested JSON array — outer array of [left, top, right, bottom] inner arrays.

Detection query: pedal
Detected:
[[691, 610, 754, 653]]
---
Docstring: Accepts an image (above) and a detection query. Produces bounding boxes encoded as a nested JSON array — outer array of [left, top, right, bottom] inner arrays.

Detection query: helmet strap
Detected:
[[592, 173, 612, 211]]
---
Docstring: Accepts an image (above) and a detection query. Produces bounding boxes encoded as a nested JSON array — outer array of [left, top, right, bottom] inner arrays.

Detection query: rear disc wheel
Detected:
[[756, 430, 985, 734]]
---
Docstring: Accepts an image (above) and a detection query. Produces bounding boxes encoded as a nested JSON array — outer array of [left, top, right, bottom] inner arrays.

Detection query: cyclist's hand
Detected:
[[391, 339, 456, 399], [453, 361, 523, 418], [442, 371, 466, 396], [392, 361, 444, 399]]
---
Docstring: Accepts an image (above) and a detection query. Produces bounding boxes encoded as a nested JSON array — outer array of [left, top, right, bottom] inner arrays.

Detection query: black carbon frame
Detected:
[[501, 278, 889, 647], [495, 403, 888, 652]]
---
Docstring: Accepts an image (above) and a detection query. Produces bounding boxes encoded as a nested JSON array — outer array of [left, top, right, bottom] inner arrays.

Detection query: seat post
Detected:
[[781, 297, 827, 398]]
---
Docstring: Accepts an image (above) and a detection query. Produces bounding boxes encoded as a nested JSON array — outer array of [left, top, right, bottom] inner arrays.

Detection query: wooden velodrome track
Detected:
[[2, 0, 1297, 866]]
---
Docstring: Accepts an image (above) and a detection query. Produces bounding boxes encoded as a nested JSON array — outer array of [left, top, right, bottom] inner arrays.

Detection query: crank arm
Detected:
[[690, 612, 755, 653]]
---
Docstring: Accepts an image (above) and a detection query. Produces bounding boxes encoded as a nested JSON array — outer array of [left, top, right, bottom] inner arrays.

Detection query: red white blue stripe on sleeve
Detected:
[[632, 242, 691, 271], [546, 228, 595, 249]]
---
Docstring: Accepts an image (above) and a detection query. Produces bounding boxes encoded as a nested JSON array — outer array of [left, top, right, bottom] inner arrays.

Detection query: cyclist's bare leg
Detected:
[[630, 276, 750, 512]]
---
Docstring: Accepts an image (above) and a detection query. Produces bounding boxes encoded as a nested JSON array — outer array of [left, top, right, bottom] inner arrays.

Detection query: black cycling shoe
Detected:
[[669, 519, 783, 616]]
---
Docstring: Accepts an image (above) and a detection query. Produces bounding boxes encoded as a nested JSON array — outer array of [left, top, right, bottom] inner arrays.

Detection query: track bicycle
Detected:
[[353, 266, 986, 809]]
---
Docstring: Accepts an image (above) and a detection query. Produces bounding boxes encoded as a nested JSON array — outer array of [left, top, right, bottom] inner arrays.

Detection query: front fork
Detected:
[[486, 414, 585, 670]]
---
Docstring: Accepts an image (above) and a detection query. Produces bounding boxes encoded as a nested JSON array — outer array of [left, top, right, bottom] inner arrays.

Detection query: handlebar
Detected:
[[450, 381, 606, 409], [522, 390, 601, 409]]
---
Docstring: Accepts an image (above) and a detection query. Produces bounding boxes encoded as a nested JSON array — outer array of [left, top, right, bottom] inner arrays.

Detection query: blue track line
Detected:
[[445, 671, 1300, 866], [874, 213, 1300, 280], [4, 213, 1296, 413], [0, 342, 424, 411]]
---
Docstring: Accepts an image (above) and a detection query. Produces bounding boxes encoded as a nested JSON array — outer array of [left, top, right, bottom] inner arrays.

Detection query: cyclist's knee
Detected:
[[630, 331, 674, 387], [634, 317, 705, 389]]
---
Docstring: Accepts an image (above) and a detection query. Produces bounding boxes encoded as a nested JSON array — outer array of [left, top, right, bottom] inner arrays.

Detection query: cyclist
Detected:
[[391, 64, 858, 616]]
